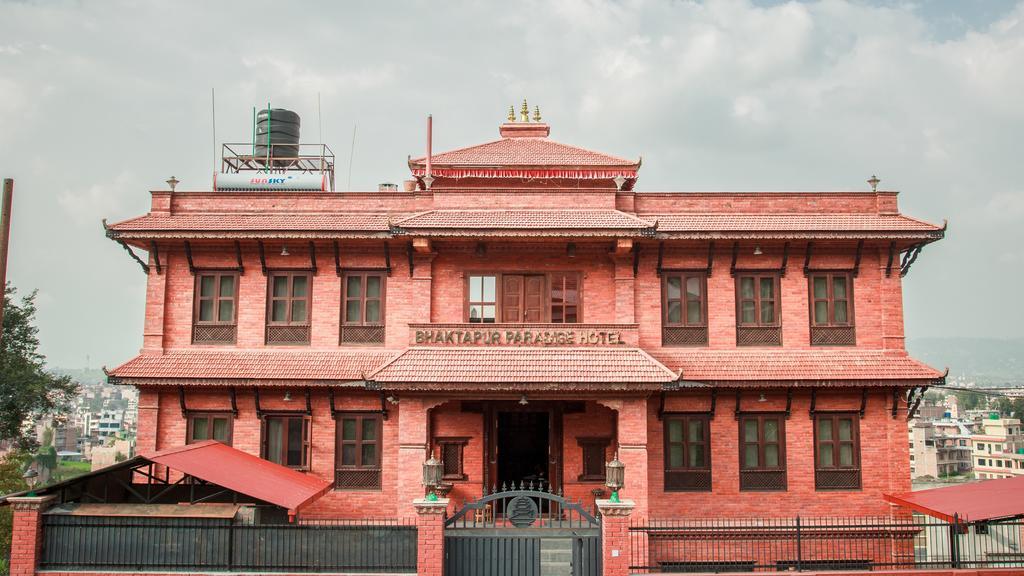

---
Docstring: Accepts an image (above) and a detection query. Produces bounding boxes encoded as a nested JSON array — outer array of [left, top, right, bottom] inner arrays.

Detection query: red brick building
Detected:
[[105, 105, 944, 525]]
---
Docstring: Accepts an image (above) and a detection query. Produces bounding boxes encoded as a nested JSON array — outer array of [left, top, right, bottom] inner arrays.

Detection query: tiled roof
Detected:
[[394, 209, 653, 232], [410, 137, 637, 168], [108, 350, 396, 383], [646, 213, 944, 239], [369, 348, 678, 390], [653, 349, 943, 385], [106, 213, 395, 239]]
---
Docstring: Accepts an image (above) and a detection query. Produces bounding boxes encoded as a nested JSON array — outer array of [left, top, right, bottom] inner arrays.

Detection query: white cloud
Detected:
[[57, 171, 138, 228]]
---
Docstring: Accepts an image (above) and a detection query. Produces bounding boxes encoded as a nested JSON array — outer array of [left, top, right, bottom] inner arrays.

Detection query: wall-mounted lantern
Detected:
[[422, 454, 443, 501], [605, 453, 625, 503]]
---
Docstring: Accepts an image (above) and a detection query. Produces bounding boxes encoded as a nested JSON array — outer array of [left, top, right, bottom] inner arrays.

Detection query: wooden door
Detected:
[[523, 275, 544, 322]]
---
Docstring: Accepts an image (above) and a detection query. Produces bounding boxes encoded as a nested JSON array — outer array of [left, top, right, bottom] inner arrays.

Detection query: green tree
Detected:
[[0, 285, 78, 447]]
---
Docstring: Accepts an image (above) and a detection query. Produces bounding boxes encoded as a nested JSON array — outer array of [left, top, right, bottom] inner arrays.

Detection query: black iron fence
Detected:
[[629, 515, 1024, 572], [40, 515, 417, 573]]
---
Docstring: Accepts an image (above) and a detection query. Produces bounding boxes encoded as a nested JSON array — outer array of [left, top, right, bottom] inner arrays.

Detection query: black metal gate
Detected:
[[444, 485, 601, 576]]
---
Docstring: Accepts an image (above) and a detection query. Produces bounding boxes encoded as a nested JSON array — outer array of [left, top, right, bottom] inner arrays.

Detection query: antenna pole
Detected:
[[426, 114, 432, 180], [347, 124, 357, 190], [0, 179, 14, 346]]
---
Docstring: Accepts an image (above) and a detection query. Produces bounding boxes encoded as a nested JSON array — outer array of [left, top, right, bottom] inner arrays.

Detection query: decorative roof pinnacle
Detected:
[[533, 105, 542, 122], [519, 99, 530, 122], [507, 105, 516, 122]]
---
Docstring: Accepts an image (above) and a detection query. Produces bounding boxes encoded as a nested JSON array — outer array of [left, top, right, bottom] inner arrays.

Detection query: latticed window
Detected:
[[262, 415, 310, 469], [550, 273, 580, 323], [662, 272, 708, 346], [739, 415, 786, 491], [735, 273, 782, 346], [467, 275, 497, 323], [335, 414, 382, 490], [664, 415, 711, 491], [809, 273, 856, 345], [436, 437, 469, 481], [815, 413, 861, 490], [266, 273, 311, 345], [341, 272, 385, 344], [577, 437, 610, 481], [187, 413, 232, 445], [192, 273, 237, 344]]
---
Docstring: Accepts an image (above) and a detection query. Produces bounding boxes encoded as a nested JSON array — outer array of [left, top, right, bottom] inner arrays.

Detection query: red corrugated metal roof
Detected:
[[369, 347, 678, 388], [410, 137, 637, 168], [884, 476, 1024, 522], [654, 350, 942, 385], [108, 350, 396, 382], [145, 441, 331, 517]]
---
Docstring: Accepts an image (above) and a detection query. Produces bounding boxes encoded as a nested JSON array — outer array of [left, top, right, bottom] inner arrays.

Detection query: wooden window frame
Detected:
[[436, 436, 470, 482], [266, 272, 312, 345], [340, 270, 386, 345], [549, 272, 581, 324], [186, 412, 233, 446], [464, 272, 584, 324], [814, 413, 862, 490], [735, 273, 781, 327], [260, 414, 311, 470], [577, 437, 611, 482], [342, 271, 386, 326], [664, 414, 712, 492], [335, 413, 383, 490], [192, 272, 239, 344], [267, 272, 312, 327], [662, 271, 709, 347], [808, 272, 856, 346], [738, 414, 787, 491]]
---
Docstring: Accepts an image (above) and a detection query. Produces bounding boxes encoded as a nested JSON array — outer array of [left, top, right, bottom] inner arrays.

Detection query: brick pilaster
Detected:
[[7, 495, 57, 576], [615, 397, 649, 518], [597, 498, 635, 576], [413, 498, 448, 576]]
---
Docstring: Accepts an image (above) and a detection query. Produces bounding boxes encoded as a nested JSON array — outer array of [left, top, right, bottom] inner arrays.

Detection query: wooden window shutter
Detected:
[[524, 275, 544, 322], [502, 275, 523, 322]]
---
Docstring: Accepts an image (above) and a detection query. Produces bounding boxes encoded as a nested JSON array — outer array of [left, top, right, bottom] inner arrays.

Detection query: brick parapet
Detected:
[[7, 495, 57, 576]]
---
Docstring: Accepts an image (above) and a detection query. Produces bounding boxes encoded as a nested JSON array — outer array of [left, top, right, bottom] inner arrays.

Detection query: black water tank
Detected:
[[254, 108, 300, 163]]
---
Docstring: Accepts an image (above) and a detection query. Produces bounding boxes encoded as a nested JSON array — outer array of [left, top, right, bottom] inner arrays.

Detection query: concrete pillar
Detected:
[[413, 498, 448, 576], [596, 498, 635, 576], [7, 495, 57, 576]]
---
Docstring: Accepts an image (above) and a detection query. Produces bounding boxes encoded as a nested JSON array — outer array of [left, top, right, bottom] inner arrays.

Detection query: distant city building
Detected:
[[909, 421, 972, 479], [971, 416, 1024, 479]]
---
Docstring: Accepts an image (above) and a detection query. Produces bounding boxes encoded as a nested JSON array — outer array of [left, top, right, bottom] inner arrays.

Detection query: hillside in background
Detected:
[[49, 368, 107, 386], [907, 337, 1024, 387]]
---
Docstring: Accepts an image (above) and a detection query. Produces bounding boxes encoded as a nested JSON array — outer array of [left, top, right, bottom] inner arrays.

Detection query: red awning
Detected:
[[145, 441, 331, 517], [884, 476, 1024, 522]]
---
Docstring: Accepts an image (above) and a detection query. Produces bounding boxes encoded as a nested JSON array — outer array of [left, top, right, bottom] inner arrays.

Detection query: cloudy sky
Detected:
[[0, 0, 1021, 368]]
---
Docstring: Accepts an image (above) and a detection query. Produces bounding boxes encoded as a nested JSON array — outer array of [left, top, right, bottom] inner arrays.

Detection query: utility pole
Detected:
[[0, 178, 13, 346]]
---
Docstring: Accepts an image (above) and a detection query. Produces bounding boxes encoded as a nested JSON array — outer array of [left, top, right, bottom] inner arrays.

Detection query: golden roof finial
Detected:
[[520, 99, 530, 122], [507, 105, 515, 122], [533, 105, 542, 122]]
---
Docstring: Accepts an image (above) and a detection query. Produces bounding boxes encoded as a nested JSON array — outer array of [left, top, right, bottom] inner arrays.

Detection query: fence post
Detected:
[[226, 521, 234, 571], [6, 495, 57, 576], [597, 498, 636, 576], [948, 513, 961, 569], [795, 516, 802, 572], [413, 497, 448, 576]]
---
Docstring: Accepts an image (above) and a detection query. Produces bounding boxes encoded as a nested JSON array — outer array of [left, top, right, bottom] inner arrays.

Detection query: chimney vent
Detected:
[[379, 182, 399, 192]]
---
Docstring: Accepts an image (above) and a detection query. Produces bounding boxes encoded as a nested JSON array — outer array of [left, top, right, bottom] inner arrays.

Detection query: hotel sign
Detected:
[[414, 328, 626, 347]]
